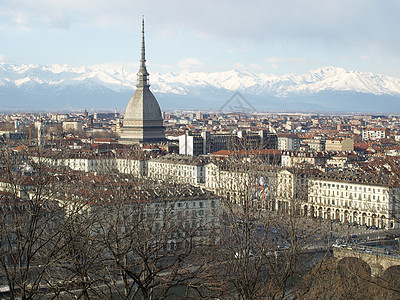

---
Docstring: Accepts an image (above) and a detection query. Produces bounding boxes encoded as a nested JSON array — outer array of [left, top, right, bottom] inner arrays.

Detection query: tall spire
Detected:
[[137, 16, 149, 87], [120, 16, 166, 145], [141, 17, 146, 67]]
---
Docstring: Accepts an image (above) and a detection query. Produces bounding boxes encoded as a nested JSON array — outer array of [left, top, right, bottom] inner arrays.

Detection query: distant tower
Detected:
[[119, 17, 166, 144], [37, 118, 45, 147], [115, 117, 122, 136]]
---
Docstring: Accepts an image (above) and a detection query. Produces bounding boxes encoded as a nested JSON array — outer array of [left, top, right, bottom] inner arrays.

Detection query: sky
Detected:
[[1, 0, 400, 77]]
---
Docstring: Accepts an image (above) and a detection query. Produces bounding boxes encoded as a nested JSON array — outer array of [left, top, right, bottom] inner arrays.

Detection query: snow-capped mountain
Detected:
[[1, 63, 400, 112]]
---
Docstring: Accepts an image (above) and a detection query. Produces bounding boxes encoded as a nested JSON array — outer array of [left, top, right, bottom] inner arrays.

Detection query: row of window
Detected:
[[313, 181, 384, 193], [310, 196, 388, 211], [313, 190, 387, 201]]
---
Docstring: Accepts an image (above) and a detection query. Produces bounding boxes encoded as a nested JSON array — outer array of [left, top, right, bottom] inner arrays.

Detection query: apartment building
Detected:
[[147, 155, 206, 185], [116, 158, 146, 177], [306, 138, 326, 152], [281, 152, 327, 167], [307, 172, 400, 229], [62, 120, 83, 132], [362, 127, 390, 141], [325, 137, 354, 151], [179, 130, 277, 156], [205, 161, 279, 209], [274, 168, 310, 214], [277, 134, 300, 151], [29, 152, 117, 173]]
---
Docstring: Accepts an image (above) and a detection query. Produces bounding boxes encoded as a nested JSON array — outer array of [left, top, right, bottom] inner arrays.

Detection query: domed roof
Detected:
[[124, 86, 162, 121]]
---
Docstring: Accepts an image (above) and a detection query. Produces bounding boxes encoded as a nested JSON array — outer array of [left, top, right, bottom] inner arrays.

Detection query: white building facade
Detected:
[[147, 155, 206, 185], [362, 127, 390, 141], [306, 175, 400, 229], [277, 135, 300, 151], [116, 158, 146, 177]]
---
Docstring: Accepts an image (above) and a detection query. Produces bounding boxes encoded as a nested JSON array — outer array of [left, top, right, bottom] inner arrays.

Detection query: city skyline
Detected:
[[1, 0, 400, 78], [2, 1, 400, 295]]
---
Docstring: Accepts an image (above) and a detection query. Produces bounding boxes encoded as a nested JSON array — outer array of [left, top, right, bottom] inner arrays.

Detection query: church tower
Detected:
[[119, 18, 166, 145]]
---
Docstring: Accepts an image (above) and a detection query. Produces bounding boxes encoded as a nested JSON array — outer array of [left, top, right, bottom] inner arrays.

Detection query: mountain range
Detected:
[[1, 63, 400, 112]]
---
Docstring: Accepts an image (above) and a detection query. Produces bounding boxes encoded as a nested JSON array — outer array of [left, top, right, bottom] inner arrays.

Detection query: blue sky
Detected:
[[1, 0, 400, 77]]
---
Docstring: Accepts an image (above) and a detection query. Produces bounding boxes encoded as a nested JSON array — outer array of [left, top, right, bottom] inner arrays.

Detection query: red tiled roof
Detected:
[[12, 145, 26, 151]]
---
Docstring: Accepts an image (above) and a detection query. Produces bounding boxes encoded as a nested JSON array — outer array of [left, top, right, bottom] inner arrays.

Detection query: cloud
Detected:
[[0, 54, 5, 63], [233, 63, 246, 71], [178, 57, 204, 70], [152, 63, 174, 70], [250, 63, 262, 70], [265, 57, 314, 64], [359, 55, 372, 61], [90, 62, 139, 72], [0, 0, 400, 49], [233, 62, 263, 72], [1, 0, 400, 61], [11, 12, 32, 31], [0, 0, 120, 30], [45, 13, 71, 29], [264, 57, 319, 69], [227, 46, 249, 54], [127, 0, 400, 55]]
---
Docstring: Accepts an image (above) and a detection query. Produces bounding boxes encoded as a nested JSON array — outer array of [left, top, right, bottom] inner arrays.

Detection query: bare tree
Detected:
[[201, 137, 330, 299], [0, 132, 347, 299], [46, 168, 219, 300], [0, 143, 83, 299]]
